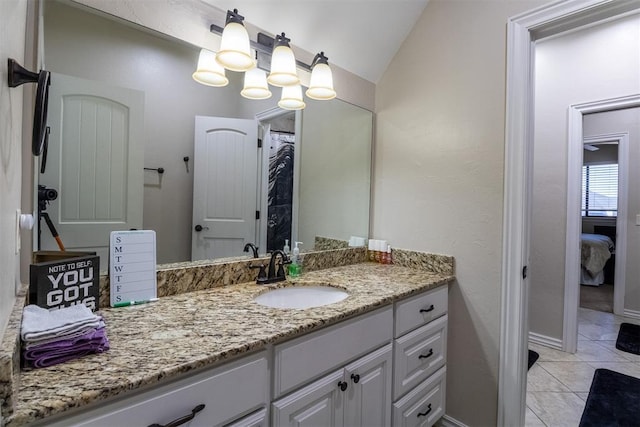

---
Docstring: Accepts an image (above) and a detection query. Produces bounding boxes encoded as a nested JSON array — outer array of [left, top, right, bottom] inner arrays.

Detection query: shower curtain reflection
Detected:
[[267, 131, 294, 252]]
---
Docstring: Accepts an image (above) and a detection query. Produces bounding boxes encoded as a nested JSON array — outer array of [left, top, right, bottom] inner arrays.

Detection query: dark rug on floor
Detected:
[[616, 323, 640, 355], [579, 369, 640, 427], [528, 350, 539, 370]]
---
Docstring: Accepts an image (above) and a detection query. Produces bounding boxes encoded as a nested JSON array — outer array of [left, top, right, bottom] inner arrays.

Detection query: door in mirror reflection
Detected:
[[39, 73, 144, 264], [192, 117, 258, 260]]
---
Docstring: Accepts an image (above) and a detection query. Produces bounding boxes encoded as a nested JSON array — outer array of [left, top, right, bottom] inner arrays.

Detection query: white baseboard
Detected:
[[528, 332, 563, 350], [437, 414, 470, 427], [623, 309, 640, 320]]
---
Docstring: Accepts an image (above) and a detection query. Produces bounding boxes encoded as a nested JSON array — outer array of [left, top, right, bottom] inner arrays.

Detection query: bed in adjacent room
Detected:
[[581, 233, 615, 286]]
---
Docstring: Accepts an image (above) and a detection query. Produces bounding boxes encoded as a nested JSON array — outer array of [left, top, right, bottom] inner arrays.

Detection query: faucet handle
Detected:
[[249, 263, 267, 280]]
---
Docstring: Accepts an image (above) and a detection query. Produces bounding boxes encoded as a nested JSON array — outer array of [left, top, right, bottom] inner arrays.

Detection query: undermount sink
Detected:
[[254, 285, 349, 310]]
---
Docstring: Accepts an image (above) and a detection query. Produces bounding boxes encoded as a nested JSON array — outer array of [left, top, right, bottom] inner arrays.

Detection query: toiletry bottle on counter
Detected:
[[283, 239, 290, 256], [289, 241, 303, 277], [368, 240, 376, 262], [385, 245, 393, 264]]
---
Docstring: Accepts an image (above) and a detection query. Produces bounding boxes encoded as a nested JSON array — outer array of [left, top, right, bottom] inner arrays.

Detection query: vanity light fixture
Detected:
[[278, 85, 306, 110], [216, 9, 255, 72], [267, 33, 300, 87], [241, 68, 271, 100], [305, 52, 336, 100], [200, 10, 337, 108], [192, 49, 229, 87]]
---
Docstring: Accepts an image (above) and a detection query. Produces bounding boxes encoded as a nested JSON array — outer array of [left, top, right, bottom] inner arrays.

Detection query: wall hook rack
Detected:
[[7, 58, 51, 156], [144, 167, 165, 174]]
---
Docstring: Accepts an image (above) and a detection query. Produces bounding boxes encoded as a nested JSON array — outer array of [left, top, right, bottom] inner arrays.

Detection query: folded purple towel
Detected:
[[23, 329, 110, 369], [24, 328, 107, 359]]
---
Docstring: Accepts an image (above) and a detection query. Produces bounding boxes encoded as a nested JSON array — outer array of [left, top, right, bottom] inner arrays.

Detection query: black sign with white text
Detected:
[[30, 255, 100, 311]]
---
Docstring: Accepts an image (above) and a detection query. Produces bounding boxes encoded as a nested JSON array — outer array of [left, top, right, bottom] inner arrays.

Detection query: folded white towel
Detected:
[[21, 304, 101, 342], [23, 320, 105, 349]]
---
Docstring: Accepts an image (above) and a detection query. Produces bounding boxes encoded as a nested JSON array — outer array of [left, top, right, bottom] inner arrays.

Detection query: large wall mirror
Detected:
[[37, 0, 372, 271]]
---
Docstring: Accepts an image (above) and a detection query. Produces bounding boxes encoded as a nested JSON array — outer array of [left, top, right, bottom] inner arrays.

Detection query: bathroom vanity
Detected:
[[5, 262, 453, 426]]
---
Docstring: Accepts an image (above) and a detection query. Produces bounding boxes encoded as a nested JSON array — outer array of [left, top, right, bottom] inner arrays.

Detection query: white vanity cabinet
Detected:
[[270, 285, 448, 427], [272, 343, 392, 427], [271, 307, 393, 426], [43, 351, 269, 427], [392, 286, 448, 427]]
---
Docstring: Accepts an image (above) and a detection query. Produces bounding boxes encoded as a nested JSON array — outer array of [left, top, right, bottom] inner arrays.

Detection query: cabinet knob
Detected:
[[419, 304, 435, 313], [350, 373, 360, 383], [148, 403, 205, 427], [417, 403, 432, 417], [194, 224, 209, 232], [418, 349, 434, 360], [338, 381, 348, 391]]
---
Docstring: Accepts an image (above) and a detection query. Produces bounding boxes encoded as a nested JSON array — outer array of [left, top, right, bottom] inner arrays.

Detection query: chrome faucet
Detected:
[[243, 243, 259, 258]]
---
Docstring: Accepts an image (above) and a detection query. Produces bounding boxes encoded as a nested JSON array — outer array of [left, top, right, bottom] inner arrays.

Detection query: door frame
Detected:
[[500, 0, 640, 425], [255, 107, 302, 253], [563, 96, 637, 353]]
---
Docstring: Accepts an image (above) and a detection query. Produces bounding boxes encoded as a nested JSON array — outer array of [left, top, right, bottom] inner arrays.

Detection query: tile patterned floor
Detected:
[[526, 308, 640, 426]]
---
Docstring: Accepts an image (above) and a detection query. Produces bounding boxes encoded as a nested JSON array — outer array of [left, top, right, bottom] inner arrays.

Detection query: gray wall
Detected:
[[373, 0, 545, 424], [530, 15, 640, 341], [44, 0, 273, 264], [0, 0, 28, 336], [583, 108, 640, 313]]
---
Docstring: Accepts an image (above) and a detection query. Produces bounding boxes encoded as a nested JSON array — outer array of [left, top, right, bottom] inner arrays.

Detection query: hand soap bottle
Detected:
[[289, 241, 303, 277]]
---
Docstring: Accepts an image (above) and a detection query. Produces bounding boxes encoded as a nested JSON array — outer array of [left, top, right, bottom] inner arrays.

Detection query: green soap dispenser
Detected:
[[289, 241, 303, 277]]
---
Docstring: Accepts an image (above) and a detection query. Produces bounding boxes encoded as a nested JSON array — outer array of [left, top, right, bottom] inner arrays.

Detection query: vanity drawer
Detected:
[[273, 306, 393, 398], [45, 351, 269, 427], [394, 315, 447, 400], [395, 286, 447, 337], [393, 366, 446, 427]]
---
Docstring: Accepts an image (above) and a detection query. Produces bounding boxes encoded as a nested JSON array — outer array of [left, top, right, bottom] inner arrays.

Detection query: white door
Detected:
[[39, 73, 144, 266], [192, 116, 258, 260]]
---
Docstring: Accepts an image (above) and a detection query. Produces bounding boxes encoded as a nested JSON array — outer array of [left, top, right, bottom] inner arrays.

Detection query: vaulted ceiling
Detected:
[[204, 0, 430, 83]]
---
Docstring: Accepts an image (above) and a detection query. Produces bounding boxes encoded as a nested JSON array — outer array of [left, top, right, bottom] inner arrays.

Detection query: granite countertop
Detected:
[[7, 262, 453, 426]]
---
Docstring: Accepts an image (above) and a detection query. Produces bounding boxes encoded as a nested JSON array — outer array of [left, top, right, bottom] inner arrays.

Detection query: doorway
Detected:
[[564, 101, 637, 353], [500, 1, 640, 425], [579, 138, 619, 313]]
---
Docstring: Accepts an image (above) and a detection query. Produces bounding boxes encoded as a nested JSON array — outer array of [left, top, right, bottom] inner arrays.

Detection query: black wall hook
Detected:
[[8, 58, 39, 87]]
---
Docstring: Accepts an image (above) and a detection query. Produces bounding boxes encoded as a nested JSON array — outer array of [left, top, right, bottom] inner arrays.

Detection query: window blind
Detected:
[[582, 164, 618, 217]]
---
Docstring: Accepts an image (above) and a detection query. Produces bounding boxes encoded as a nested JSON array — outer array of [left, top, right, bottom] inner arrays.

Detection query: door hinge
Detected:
[[255, 210, 260, 220], [522, 265, 528, 279], [257, 138, 262, 148]]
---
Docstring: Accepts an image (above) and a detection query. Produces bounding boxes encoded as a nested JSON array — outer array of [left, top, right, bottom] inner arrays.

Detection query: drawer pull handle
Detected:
[[148, 404, 205, 427], [338, 381, 348, 391], [420, 304, 435, 313], [417, 403, 432, 417], [351, 373, 360, 383], [419, 349, 434, 359]]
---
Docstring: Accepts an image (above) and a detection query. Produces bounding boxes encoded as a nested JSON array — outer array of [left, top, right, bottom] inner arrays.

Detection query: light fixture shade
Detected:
[[241, 68, 272, 100], [268, 33, 300, 87], [306, 63, 336, 100], [216, 19, 255, 71], [278, 85, 305, 110], [192, 49, 229, 87]]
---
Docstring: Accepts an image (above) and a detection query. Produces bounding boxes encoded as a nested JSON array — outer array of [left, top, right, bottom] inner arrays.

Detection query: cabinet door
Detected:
[[272, 369, 345, 427], [344, 344, 393, 427]]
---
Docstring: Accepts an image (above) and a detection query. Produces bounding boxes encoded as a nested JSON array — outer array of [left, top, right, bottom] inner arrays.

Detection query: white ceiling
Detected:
[[203, 0, 430, 83]]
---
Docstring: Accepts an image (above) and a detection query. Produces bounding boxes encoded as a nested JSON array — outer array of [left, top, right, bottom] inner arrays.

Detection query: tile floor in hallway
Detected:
[[525, 307, 640, 426]]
